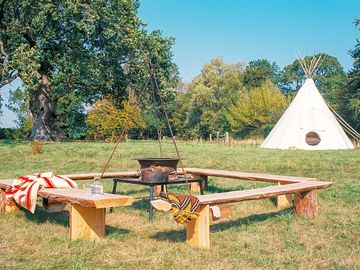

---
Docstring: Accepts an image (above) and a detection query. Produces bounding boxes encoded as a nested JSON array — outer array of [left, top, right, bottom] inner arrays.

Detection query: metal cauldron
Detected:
[[134, 158, 180, 182]]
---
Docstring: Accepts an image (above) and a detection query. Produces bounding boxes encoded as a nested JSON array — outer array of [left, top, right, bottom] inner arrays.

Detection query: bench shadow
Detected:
[[151, 229, 185, 243], [25, 207, 132, 237], [106, 225, 131, 236], [211, 208, 293, 233], [131, 199, 151, 211], [150, 208, 293, 243], [269, 197, 277, 206], [24, 207, 69, 227]]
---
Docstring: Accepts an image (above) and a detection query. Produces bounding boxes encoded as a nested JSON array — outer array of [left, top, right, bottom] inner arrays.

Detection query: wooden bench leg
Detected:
[[210, 204, 232, 221], [70, 205, 105, 241], [190, 173, 201, 193], [190, 174, 207, 193], [153, 185, 163, 195], [190, 182, 200, 193], [186, 205, 210, 249], [277, 182, 292, 208], [0, 189, 19, 214], [294, 189, 317, 218]]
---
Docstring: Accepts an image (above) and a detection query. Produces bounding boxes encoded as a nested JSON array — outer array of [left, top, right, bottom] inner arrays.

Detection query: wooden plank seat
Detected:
[[151, 180, 333, 249], [0, 179, 133, 241], [180, 168, 318, 208], [182, 168, 318, 184]]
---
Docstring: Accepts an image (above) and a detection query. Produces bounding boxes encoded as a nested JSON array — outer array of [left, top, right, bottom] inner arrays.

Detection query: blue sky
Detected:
[[1, 1, 359, 127], [138, 0, 360, 82]]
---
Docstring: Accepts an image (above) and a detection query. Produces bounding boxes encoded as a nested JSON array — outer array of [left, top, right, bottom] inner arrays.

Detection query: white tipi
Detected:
[[261, 55, 355, 150]]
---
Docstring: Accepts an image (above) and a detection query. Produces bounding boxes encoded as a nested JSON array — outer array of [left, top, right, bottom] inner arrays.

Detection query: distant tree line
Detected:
[[170, 53, 350, 140], [0, 1, 358, 141]]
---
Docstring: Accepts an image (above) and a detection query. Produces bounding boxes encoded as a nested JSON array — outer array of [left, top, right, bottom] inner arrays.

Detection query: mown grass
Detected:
[[0, 140, 359, 269]]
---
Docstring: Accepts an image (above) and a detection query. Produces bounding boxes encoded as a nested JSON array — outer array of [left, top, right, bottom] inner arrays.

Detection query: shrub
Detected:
[[29, 140, 43, 155], [0, 128, 22, 140]]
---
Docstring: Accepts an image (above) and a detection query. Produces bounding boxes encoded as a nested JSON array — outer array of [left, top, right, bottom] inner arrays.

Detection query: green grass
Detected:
[[0, 140, 359, 269]]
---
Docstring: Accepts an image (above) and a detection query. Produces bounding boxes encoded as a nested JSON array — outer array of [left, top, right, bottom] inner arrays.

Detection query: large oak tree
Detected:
[[0, 0, 177, 140]]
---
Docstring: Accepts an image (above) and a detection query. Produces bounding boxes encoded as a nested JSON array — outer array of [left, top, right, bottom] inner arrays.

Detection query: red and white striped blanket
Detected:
[[5, 172, 77, 213]]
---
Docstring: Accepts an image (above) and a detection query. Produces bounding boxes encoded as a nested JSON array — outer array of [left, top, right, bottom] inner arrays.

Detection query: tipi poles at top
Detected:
[[311, 55, 325, 75], [308, 56, 317, 74], [296, 53, 325, 78], [296, 54, 311, 78]]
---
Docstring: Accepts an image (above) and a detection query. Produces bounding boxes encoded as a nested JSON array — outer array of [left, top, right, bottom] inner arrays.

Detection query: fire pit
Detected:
[[134, 158, 180, 182]]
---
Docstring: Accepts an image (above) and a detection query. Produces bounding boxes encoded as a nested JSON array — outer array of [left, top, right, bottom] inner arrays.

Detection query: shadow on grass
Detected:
[[25, 207, 69, 227], [151, 229, 185, 243], [131, 199, 151, 211], [211, 208, 293, 233], [150, 208, 293, 243], [25, 207, 132, 237], [269, 197, 277, 206], [106, 225, 131, 237]]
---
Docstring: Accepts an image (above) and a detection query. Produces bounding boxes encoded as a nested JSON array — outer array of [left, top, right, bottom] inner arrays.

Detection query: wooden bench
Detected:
[[151, 180, 333, 249], [180, 168, 318, 208], [0, 179, 133, 241]]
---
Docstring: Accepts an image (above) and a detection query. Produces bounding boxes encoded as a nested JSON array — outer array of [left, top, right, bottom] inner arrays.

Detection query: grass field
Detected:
[[0, 140, 359, 269]]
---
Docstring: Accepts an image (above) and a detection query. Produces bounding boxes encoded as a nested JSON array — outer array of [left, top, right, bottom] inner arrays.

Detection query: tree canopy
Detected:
[[243, 59, 280, 88], [227, 80, 287, 137], [86, 97, 144, 141], [0, 0, 177, 140], [343, 19, 360, 131], [173, 57, 244, 139]]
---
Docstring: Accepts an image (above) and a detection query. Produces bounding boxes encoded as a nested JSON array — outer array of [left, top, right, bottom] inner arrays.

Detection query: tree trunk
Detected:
[[29, 73, 66, 141]]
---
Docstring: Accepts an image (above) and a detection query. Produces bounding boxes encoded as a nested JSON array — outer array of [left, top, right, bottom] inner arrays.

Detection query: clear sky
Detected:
[[138, 0, 360, 82]]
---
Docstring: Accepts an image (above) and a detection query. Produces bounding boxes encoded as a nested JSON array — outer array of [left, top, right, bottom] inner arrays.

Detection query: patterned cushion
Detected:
[[160, 192, 200, 225]]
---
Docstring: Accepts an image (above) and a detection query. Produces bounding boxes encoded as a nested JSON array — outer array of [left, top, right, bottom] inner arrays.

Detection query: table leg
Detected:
[[110, 180, 118, 213], [149, 186, 154, 223], [112, 180, 118, 194], [203, 175, 208, 189], [199, 180, 204, 195]]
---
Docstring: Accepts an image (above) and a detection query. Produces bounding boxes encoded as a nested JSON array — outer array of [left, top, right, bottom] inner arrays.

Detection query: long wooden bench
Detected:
[[151, 180, 333, 249], [180, 168, 318, 208], [0, 179, 133, 241], [183, 168, 317, 184]]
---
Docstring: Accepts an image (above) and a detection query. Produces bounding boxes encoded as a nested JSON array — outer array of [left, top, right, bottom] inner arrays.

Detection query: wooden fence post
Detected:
[[225, 132, 229, 144]]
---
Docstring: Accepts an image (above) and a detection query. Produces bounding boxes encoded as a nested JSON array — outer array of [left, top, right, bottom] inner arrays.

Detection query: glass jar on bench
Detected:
[[90, 176, 104, 195]]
